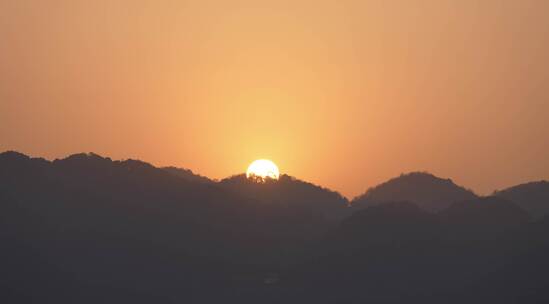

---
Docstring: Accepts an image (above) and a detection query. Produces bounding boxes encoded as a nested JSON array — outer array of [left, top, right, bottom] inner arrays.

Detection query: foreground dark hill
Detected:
[[288, 199, 546, 303], [219, 174, 349, 222], [163, 166, 214, 184], [0, 151, 267, 257], [0, 151, 351, 302], [2, 151, 549, 303], [0, 151, 258, 302], [495, 181, 549, 218], [0, 152, 346, 256], [351, 172, 478, 211], [440, 196, 531, 236]]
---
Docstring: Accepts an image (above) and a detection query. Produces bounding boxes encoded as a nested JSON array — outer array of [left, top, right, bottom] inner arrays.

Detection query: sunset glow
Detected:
[[2, 1, 549, 301], [1, 1, 548, 197]]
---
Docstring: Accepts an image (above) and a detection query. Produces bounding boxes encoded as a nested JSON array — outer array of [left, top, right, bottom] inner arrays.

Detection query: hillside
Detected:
[[495, 181, 549, 218], [351, 172, 478, 211]]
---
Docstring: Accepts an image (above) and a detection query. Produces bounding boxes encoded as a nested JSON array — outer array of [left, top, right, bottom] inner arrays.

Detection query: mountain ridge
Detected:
[[351, 171, 478, 211], [495, 181, 549, 218], [2, 150, 549, 303]]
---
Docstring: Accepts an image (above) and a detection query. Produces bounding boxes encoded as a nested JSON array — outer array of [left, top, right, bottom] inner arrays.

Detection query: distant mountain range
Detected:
[[1, 151, 549, 303], [351, 172, 478, 211], [0, 151, 350, 264], [219, 174, 349, 221], [494, 181, 549, 219]]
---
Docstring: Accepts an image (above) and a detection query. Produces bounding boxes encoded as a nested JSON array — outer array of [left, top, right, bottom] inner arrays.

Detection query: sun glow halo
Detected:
[[246, 159, 280, 181]]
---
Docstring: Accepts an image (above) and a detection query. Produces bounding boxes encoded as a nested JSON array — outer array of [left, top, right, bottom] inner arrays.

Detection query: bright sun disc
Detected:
[[246, 159, 280, 181]]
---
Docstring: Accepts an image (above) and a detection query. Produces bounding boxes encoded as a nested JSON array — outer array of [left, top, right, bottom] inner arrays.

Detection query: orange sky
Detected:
[[1, 0, 548, 198]]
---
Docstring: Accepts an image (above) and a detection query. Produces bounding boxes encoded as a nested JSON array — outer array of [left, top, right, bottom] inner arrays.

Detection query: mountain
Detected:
[[0, 151, 351, 302], [337, 201, 438, 247], [439, 196, 531, 239], [494, 181, 549, 218], [0, 151, 352, 257], [218, 174, 350, 247], [0, 151, 349, 265], [351, 172, 478, 212], [219, 174, 349, 221], [340, 197, 529, 245], [3, 151, 549, 303], [0, 151, 258, 253], [0, 151, 261, 302], [287, 198, 536, 303], [163, 166, 214, 184]]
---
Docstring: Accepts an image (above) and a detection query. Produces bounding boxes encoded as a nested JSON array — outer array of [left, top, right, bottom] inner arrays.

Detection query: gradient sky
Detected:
[[1, 0, 548, 198]]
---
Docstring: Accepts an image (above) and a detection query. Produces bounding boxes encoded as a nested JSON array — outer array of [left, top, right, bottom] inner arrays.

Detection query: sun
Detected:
[[246, 159, 280, 181]]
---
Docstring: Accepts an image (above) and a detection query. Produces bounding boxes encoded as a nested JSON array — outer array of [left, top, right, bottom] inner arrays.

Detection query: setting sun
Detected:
[[246, 159, 280, 181]]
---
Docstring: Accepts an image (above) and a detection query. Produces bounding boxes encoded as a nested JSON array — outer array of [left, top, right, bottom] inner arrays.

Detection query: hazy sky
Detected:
[[1, 0, 548, 198]]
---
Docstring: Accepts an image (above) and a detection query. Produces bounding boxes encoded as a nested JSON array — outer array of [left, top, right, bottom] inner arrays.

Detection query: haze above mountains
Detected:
[[2, 151, 549, 303]]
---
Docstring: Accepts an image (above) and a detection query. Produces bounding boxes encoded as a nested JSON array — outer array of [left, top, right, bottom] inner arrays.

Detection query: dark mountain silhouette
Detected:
[[0, 152, 351, 259], [163, 166, 214, 184], [351, 172, 478, 212], [217, 174, 351, 258], [219, 174, 349, 221], [441, 196, 530, 230], [0, 151, 263, 255], [0, 151, 351, 302], [0, 151, 285, 302], [337, 201, 439, 248], [2, 151, 549, 303], [494, 181, 549, 218], [286, 199, 542, 303]]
